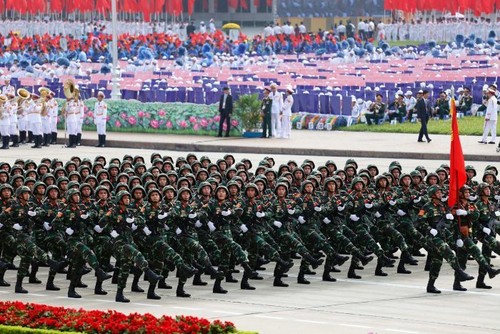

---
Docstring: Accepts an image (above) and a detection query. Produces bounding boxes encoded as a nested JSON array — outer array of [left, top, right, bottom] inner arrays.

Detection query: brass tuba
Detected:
[[16, 88, 30, 115]]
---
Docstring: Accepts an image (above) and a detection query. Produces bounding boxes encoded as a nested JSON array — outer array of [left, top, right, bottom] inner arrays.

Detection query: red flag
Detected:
[[448, 97, 467, 208], [187, 0, 195, 14], [228, 0, 238, 9], [266, 0, 272, 6], [96, 0, 111, 13], [51, 0, 63, 12], [240, 0, 249, 10], [254, 0, 260, 7], [173, 0, 182, 15]]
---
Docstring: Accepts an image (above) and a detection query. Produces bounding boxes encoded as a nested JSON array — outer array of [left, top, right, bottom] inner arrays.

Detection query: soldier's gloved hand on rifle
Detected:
[[441, 196, 448, 202], [322, 217, 331, 224], [240, 224, 248, 233], [445, 213, 454, 220], [43, 222, 52, 231], [27, 208, 37, 217], [194, 220, 203, 228], [456, 209, 467, 216], [456, 239, 464, 247], [126, 215, 135, 224], [483, 227, 492, 235], [207, 221, 216, 232], [397, 209, 406, 216], [349, 214, 359, 221], [298, 216, 306, 224], [365, 202, 373, 209], [374, 211, 382, 218], [273, 221, 282, 228], [158, 211, 168, 220], [389, 200, 397, 206], [93, 225, 103, 233], [430, 228, 438, 236], [413, 197, 421, 203], [314, 206, 322, 212]]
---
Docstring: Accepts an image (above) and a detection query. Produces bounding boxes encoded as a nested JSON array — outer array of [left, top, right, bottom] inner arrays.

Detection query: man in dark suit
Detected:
[[261, 88, 272, 138], [217, 87, 233, 137], [416, 90, 432, 143]]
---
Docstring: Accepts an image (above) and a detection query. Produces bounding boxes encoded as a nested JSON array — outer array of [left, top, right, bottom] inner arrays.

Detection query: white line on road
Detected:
[[29, 294, 47, 297], [133, 303, 160, 307], [171, 306, 201, 311], [294, 319, 328, 325], [252, 315, 285, 320], [213, 310, 243, 315], [385, 329, 419, 334], [339, 323, 373, 329]]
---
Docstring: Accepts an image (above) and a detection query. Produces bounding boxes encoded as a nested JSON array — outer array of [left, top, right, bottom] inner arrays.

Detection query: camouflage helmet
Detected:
[[345, 158, 358, 169], [115, 190, 131, 204], [215, 185, 229, 196], [177, 187, 192, 199], [274, 182, 289, 195], [95, 185, 111, 197], [147, 188, 162, 199], [0, 183, 14, 193], [162, 185, 177, 196], [465, 165, 476, 177], [477, 182, 491, 196], [482, 171, 497, 182], [300, 179, 315, 193], [398, 173, 412, 186], [15, 185, 31, 198], [410, 170, 422, 179], [131, 185, 147, 197], [425, 172, 439, 185], [375, 174, 389, 188], [351, 177, 366, 190], [484, 165, 498, 176], [197, 181, 212, 195], [427, 185, 442, 197], [244, 183, 259, 194], [44, 184, 60, 196], [226, 180, 241, 191], [65, 188, 81, 202]]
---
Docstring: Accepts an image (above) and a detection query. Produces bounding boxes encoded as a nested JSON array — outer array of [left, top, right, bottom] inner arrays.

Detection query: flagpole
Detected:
[[111, 0, 121, 100]]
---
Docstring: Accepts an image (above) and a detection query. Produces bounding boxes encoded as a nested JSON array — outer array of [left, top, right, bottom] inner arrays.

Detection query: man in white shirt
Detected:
[[209, 19, 216, 34], [358, 20, 366, 40], [94, 91, 108, 147], [404, 91, 416, 120], [269, 83, 282, 138], [480, 87, 498, 144], [280, 86, 294, 139], [299, 22, 306, 34]]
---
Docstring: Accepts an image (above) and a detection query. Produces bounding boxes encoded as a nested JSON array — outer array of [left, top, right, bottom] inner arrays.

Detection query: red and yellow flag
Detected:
[[448, 97, 467, 208]]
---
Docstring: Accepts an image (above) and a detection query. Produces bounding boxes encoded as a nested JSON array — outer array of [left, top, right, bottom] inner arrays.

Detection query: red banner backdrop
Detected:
[[384, 0, 499, 14]]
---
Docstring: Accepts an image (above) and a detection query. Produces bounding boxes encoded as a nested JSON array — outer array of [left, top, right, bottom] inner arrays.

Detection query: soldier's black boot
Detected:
[[241, 272, 256, 290], [145, 268, 162, 284], [67, 134, 76, 148], [1, 136, 9, 149], [397, 259, 412, 274], [94, 280, 107, 295], [50, 132, 56, 144], [131, 268, 144, 292], [454, 266, 474, 282], [347, 260, 362, 279], [76, 133, 82, 146], [334, 254, 349, 266], [27, 131, 33, 143], [273, 265, 288, 287], [303, 253, 324, 269], [101, 134, 106, 147], [476, 274, 492, 289], [360, 254, 374, 266], [322, 267, 337, 282], [486, 265, 500, 279], [375, 259, 388, 277], [276, 258, 294, 273], [10, 135, 19, 147], [116, 288, 130, 302], [29, 262, 42, 284], [31, 135, 42, 148], [41, 134, 48, 146], [426, 278, 441, 294], [453, 275, 467, 291], [297, 270, 310, 284], [402, 250, 418, 265], [0, 269, 10, 287], [176, 281, 191, 298], [241, 262, 258, 279], [147, 281, 161, 300], [205, 265, 224, 279], [15, 276, 28, 293], [225, 272, 238, 283], [68, 283, 82, 298], [381, 254, 396, 267], [178, 263, 197, 279], [158, 278, 172, 289], [46, 273, 60, 291], [19, 131, 26, 144], [95, 268, 112, 281], [192, 272, 207, 286], [213, 277, 228, 294]]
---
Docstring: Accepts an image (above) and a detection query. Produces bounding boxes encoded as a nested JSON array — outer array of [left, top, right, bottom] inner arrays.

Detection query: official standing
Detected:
[[65, 90, 81, 148], [269, 83, 282, 138], [94, 91, 107, 147], [217, 87, 232, 138], [0, 95, 10, 149], [479, 87, 497, 144], [261, 88, 272, 138], [280, 86, 294, 139], [416, 90, 431, 143]]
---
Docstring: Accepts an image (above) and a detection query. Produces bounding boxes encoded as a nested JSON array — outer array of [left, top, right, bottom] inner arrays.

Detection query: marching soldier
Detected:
[[94, 91, 107, 147]]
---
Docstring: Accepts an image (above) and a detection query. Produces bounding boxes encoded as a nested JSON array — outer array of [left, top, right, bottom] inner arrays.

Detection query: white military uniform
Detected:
[[0, 99, 10, 137], [1, 84, 15, 96], [7, 98, 18, 137], [269, 88, 283, 138], [481, 92, 498, 143], [94, 99, 107, 135], [66, 99, 83, 136], [19, 99, 32, 134], [28, 99, 43, 136], [280, 92, 293, 139]]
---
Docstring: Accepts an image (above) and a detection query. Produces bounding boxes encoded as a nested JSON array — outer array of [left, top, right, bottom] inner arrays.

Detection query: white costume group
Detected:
[[268, 83, 294, 139]]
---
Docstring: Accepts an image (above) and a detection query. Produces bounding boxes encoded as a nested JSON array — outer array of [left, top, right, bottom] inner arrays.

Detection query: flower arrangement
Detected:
[[0, 301, 237, 334]]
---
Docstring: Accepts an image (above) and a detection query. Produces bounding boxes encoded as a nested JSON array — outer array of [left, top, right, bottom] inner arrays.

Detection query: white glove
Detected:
[[195, 220, 202, 228], [397, 209, 406, 217], [126, 217, 135, 224], [131, 223, 138, 231], [256, 212, 265, 218], [0, 222, 3, 229], [441, 196, 448, 202], [188, 213, 197, 219], [175, 227, 182, 235], [93, 225, 103, 233], [495, 195, 500, 201], [158, 212, 168, 220], [349, 214, 359, 221], [365, 203, 373, 209], [273, 221, 283, 228], [322, 217, 331, 224], [374, 211, 382, 218], [413, 197, 421, 203], [208, 221, 216, 232], [143, 226, 152, 236], [495, 211, 500, 217], [163, 224, 170, 231], [456, 239, 464, 248], [80, 213, 89, 220], [287, 209, 295, 215], [314, 206, 322, 212], [430, 228, 438, 236], [27, 210, 37, 217], [43, 222, 52, 231], [240, 224, 248, 233], [337, 205, 345, 212], [468, 195, 477, 201], [13, 223, 23, 231], [110, 230, 119, 238], [221, 210, 231, 217], [65, 227, 74, 235], [456, 209, 468, 216], [483, 227, 492, 235], [389, 200, 396, 206], [446, 213, 454, 220], [298, 216, 306, 224]]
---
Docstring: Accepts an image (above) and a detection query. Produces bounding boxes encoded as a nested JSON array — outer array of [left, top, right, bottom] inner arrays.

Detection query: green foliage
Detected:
[[343, 116, 484, 135], [0, 325, 81, 334], [234, 94, 262, 131]]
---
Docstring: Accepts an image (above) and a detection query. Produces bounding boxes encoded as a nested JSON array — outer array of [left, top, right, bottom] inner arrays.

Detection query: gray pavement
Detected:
[[1, 130, 500, 334]]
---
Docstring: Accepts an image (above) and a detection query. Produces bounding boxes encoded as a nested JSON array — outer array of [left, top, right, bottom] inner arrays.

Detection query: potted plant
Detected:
[[234, 93, 262, 138]]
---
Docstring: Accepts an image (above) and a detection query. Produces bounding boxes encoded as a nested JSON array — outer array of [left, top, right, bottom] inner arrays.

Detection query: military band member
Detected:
[[0, 95, 10, 149], [47, 91, 58, 144], [28, 94, 43, 149], [94, 91, 107, 147], [65, 87, 82, 148], [7, 94, 19, 147]]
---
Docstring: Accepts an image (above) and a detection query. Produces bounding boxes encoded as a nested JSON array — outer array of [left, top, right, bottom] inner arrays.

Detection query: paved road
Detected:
[[1, 133, 499, 334]]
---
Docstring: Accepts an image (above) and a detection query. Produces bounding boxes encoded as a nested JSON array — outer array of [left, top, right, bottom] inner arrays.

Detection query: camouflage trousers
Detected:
[[372, 220, 409, 253], [114, 240, 149, 289], [147, 235, 185, 273], [456, 237, 490, 273], [0, 230, 17, 263], [197, 230, 222, 265], [67, 238, 100, 282], [241, 232, 281, 267], [426, 233, 461, 280], [93, 235, 114, 269], [321, 223, 366, 260], [212, 230, 248, 272], [16, 233, 49, 279], [346, 221, 385, 258]]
